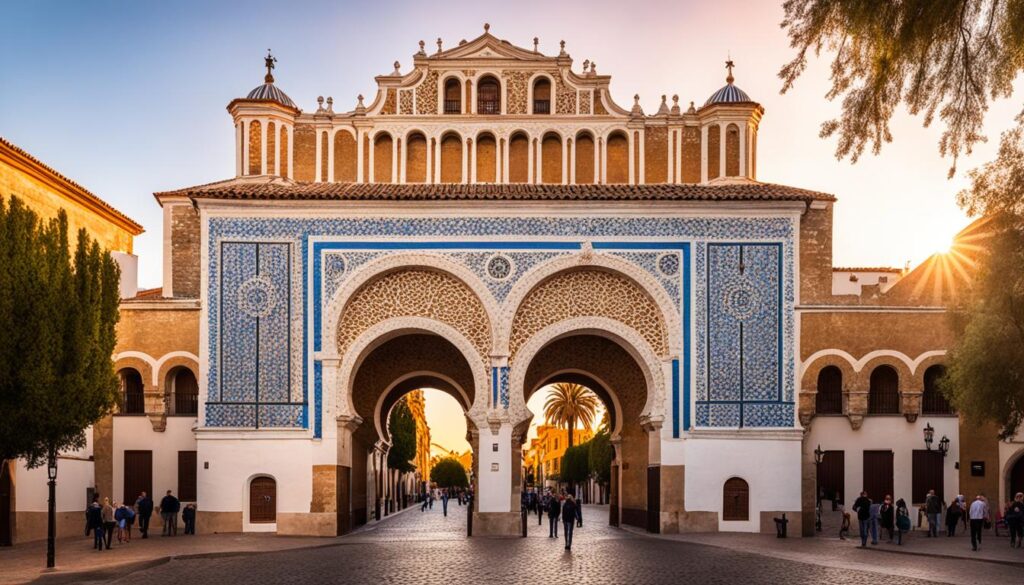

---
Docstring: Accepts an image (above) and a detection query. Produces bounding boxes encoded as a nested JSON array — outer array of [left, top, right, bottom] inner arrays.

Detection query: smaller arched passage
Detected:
[[119, 368, 145, 415], [477, 75, 501, 114], [248, 475, 277, 527], [868, 365, 900, 414], [166, 366, 199, 416], [922, 364, 953, 415], [509, 132, 530, 183], [815, 366, 843, 415], [605, 131, 629, 184], [405, 131, 428, 183], [443, 77, 462, 114]]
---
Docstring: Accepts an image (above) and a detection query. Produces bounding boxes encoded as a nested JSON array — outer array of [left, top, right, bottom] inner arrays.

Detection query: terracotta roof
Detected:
[[0, 136, 144, 234], [155, 177, 835, 203]]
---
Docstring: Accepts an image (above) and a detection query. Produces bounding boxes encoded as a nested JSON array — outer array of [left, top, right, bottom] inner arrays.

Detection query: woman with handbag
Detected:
[[895, 499, 911, 545]]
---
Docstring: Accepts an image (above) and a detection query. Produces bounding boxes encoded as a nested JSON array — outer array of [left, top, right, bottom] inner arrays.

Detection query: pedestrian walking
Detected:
[[136, 491, 153, 538], [852, 491, 872, 547], [925, 489, 942, 537], [547, 491, 561, 538], [1005, 492, 1024, 548], [101, 497, 116, 549], [115, 502, 134, 543], [576, 498, 583, 528], [968, 494, 990, 551], [945, 498, 962, 537], [159, 490, 180, 536], [86, 495, 104, 551], [538, 490, 545, 525], [182, 503, 196, 535], [895, 499, 910, 545], [838, 511, 850, 540], [562, 494, 578, 551], [442, 489, 450, 517], [868, 500, 881, 545], [957, 494, 968, 534], [879, 495, 894, 541]]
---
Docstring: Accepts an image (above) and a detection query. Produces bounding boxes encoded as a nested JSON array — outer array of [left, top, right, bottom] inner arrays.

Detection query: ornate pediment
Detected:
[[433, 28, 552, 62]]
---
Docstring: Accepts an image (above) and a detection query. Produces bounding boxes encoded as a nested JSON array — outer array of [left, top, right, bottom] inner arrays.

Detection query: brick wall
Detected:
[[644, 126, 668, 184], [334, 131, 358, 182], [476, 135, 496, 182], [509, 134, 529, 183], [681, 126, 701, 183], [374, 134, 393, 183], [575, 134, 595, 184], [725, 124, 740, 177], [247, 120, 261, 176], [707, 124, 720, 180], [799, 204, 833, 305], [607, 133, 629, 184], [170, 204, 200, 298], [293, 124, 316, 182], [541, 134, 561, 184], [440, 135, 462, 183], [267, 121, 276, 175], [405, 134, 427, 183]]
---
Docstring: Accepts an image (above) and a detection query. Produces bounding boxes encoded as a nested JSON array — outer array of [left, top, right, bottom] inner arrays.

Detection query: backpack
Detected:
[[897, 512, 911, 531]]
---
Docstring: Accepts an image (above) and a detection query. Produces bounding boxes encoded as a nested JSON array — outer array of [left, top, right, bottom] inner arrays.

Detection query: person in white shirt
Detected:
[[968, 495, 989, 551]]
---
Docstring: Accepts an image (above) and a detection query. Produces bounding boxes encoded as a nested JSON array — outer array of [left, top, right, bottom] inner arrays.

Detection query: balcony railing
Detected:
[[123, 391, 145, 415], [477, 100, 500, 115], [444, 100, 461, 114], [175, 392, 199, 416], [533, 100, 550, 114]]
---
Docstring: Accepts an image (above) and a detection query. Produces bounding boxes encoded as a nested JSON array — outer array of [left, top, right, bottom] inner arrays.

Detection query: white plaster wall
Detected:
[[683, 436, 802, 532], [998, 437, 1024, 505], [477, 424, 512, 513], [831, 271, 901, 296], [195, 433, 313, 532], [113, 416, 197, 504], [15, 457, 95, 513], [806, 415, 960, 520]]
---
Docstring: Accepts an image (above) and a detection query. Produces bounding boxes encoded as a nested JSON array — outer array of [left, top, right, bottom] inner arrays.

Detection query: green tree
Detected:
[[386, 399, 417, 474], [543, 383, 599, 448], [588, 431, 613, 487], [561, 442, 591, 486], [779, 0, 1024, 174], [430, 457, 469, 489]]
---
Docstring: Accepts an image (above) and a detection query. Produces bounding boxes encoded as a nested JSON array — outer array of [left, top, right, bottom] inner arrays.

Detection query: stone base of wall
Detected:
[[196, 511, 242, 534], [760, 511, 802, 537], [13, 511, 84, 544], [277, 512, 337, 536], [675, 511, 719, 533], [621, 507, 646, 529], [471, 512, 519, 537]]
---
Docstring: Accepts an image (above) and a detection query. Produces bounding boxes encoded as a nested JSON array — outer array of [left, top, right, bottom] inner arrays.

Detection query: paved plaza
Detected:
[[3, 503, 1019, 585]]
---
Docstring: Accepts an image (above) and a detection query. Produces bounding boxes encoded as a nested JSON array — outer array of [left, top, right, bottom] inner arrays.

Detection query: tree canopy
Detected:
[[780, 0, 1024, 174], [587, 431, 613, 486], [561, 443, 591, 485], [430, 457, 468, 489], [386, 399, 417, 474], [543, 383, 599, 448], [0, 196, 121, 470]]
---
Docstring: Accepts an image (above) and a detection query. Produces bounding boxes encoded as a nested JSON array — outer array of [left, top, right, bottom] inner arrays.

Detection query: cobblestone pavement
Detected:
[[29, 502, 1018, 585]]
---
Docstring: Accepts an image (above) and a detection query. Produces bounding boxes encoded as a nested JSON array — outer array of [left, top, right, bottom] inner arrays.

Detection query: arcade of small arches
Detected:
[[112, 351, 201, 425]]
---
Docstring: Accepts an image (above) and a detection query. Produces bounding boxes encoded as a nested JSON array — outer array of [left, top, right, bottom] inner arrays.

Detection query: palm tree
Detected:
[[543, 383, 599, 448]]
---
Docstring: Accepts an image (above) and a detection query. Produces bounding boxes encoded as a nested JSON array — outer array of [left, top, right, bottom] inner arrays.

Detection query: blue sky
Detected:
[[3, 0, 1020, 288]]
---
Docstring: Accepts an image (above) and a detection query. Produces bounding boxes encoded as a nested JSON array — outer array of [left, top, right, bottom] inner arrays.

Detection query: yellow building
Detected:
[[533, 424, 594, 484], [405, 390, 432, 479]]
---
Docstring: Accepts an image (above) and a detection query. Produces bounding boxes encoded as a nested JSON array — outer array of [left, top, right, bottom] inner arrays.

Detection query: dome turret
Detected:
[[244, 50, 296, 109], [704, 59, 753, 106]]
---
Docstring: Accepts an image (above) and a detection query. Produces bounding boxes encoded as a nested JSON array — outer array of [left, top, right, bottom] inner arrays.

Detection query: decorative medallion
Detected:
[[657, 253, 680, 277], [237, 274, 279, 318], [486, 254, 514, 281], [720, 277, 761, 321]]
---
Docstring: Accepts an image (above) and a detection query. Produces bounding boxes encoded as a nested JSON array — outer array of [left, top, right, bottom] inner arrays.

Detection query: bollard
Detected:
[[521, 507, 528, 537], [774, 513, 788, 538]]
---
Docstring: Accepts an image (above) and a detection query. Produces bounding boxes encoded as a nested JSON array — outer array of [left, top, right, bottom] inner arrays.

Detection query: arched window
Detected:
[[509, 132, 529, 183], [249, 476, 277, 524], [533, 78, 551, 114], [477, 76, 500, 114], [868, 365, 900, 414], [606, 131, 629, 184], [444, 78, 461, 114], [815, 366, 843, 414], [120, 369, 144, 415], [405, 132, 427, 183], [723, 477, 749, 521], [922, 365, 953, 414], [170, 368, 199, 416]]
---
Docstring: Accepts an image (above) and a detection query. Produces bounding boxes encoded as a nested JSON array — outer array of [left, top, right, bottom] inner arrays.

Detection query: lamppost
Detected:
[[46, 450, 57, 569], [813, 444, 824, 533], [923, 423, 935, 450], [938, 435, 950, 457]]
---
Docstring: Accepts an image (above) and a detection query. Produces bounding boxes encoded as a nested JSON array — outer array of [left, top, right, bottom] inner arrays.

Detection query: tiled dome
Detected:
[[704, 82, 752, 106], [246, 82, 296, 109]]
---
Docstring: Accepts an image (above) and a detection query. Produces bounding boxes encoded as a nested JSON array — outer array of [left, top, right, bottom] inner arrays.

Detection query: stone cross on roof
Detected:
[[725, 58, 735, 84], [264, 49, 277, 83]]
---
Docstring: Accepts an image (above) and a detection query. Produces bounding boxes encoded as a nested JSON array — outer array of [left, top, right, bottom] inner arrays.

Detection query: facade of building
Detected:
[[0, 137, 144, 545], [526, 424, 595, 487]]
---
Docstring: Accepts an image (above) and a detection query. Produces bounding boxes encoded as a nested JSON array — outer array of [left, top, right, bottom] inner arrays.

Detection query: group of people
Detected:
[[843, 489, 1023, 552], [419, 486, 471, 517], [85, 489, 196, 551], [523, 488, 582, 551]]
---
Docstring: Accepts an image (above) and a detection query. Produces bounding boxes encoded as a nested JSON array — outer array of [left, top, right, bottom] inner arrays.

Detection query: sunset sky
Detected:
[[4, 1, 1022, 444]]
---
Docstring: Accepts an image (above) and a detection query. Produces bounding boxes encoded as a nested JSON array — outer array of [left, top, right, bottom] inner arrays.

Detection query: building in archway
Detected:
[[47, 26, 1002, 542]]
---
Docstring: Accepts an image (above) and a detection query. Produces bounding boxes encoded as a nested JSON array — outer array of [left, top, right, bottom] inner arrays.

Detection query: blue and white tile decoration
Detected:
[[205, 215, 797, 437]]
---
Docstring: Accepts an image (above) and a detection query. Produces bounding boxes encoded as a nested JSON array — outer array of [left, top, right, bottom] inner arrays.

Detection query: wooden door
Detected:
[[912, 450, 944, 505], [863, 450, 894, 502], [723, 477, 750, 521], [819, 450, 845, 504], [249, 477, 276, 523], [177, 451, 197, 502], [123, 451, 153, 504], [1, 460, 12, 546]]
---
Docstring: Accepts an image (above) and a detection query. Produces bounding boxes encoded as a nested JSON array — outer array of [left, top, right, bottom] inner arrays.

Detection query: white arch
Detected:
[[243, 473, 278, 532], [498, 250, 682, 357], [507, 316, 667, 429], [331, 126, 358, 140], [526, 72, 557, 115], [526, 368, 624, 437], [321, 252, 500, 358], [373, 370, 471, 445], [800, 348, 947, 377], [436, 72, 468, 115], [154, 351, 201, 384], [335, 316, 490, 425], [470, 69, 506, 115], [113, 350, 200, 387]]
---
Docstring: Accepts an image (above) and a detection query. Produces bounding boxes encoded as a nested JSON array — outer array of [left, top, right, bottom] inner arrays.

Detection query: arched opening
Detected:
[[575, 131, 595, 184], [725, 123, 740, 177], [868, 365, 900, 414], [249, 476, 277, 524], [444, 78, 461, 114], [541, 132, 562, 184], [475, 132, 497, 183], [266, 121, 276, 175], [279, 126, 289, 178], [606, 131, 629, 184], [521, 333, 651, 531], [0, 459, 11, 546], [509, 132, 529, 183], [247, 119, 261, 175], [532, 78, 551, 114], [373, 133, 393, 183], [707, 124, 721, 180], [167, 367, 198, 416], [815, 366, 843, 415], [440, 132, 463, 183], [405, 132, 428, 183], [922, 365, 953, 415], [334, 130, 358, 182], [119, 368, 145, 415], [1010, 454, 1024, 503], [722, 477, 749, 521], [477, 76, 501, 114]]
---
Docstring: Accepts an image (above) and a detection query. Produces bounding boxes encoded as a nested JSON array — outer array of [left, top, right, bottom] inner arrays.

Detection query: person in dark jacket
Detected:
[[86, 496, 104, 551], [159, 490, 180, 536], [182, 503, 197, 535], [946, 498, 962, 537], [1007, 492, 1024, 548], [136, 491, 153, 539], [925, 489, 942, 537], [547, 492, 561, 538], [576, 498, 583, 528], [851, 491, 872, 547], [879, 495, 894, 541], [562, 495, 578, 550]]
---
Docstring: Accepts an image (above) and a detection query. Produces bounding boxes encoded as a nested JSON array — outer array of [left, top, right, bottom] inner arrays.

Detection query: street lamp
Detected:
[[923, 423, 935, 450], [938, 435, 950, 457], [813, 444, 824, 533], [46, 451, 57, 569]]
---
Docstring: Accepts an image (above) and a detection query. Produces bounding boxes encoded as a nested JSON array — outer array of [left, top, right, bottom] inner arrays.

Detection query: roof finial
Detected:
[[725, 56, 735, 84], [393, 60, 401, 76], [436, 37, 443, 54], [418, 40, 426, 56], [583, 59, 590, 72], [533, 37, 539, 53], [264, 49, 277, 84], [559, 40, 566, 56], [484, 22, 490, 33], [590, 61, 596, 74]]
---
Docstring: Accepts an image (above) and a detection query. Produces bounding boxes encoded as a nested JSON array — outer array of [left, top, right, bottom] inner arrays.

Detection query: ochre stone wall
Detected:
[[399, 90, 413, 115], [334, 131, 358, 182], [293, 124, 316, 182], [320, 132, 329, 182], [509, 134, 529, 183], [405, 133, 427, 183], [380, 89, 397, 115], [541, 134, 561, 184], [681, 126, 701, 183], [725, 124, 740, 177], [247, 120, 261, 175], [415, 71, 439, 115], [575, 134, 595, 184], [373, 134, 393, 183], [958, 420, 1000, 502], [509, 269, 669, 360], [440, 134, 462, 183], [707, 125, 720, 180], [335, 268, 491, 360], [476, 134, 496, 183], [644, 126, 667, 184], [800, 312, 952, 366], [593, 90, 608, 115], [606, 133, 629, 184], [266, 122, 276, 175], [170, 204, 200, 298], [280, 128, 289, 178], [554, 77, 576, 114], [503, 70, 529, 114], [799, 204, 833, 305], [115, 306, 200, 358]]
